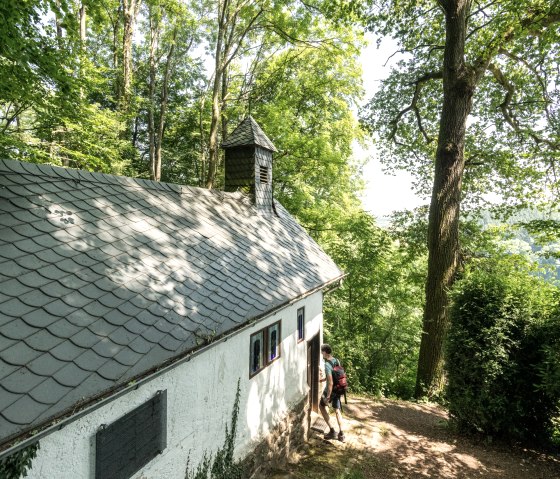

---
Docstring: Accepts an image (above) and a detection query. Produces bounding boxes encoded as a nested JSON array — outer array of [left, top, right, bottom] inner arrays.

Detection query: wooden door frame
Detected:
[[307, 333, 320, 413]]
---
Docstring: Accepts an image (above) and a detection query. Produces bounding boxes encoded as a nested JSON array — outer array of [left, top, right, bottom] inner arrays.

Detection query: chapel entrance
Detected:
[[307, 333, 320, 413]]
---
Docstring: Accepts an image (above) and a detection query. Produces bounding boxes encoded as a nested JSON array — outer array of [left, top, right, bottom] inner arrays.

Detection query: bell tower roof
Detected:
[[221, 116, 277, 152]]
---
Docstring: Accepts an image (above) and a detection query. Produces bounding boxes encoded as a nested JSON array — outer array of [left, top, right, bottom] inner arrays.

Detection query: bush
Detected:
[[0, 442, 40, 479], [446, 258, 559, 444]]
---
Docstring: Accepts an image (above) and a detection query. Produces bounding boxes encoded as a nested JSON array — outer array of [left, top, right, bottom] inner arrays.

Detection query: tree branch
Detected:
[[473, 6, 560, 78], [488, 62, 559, 151], [388, 71, 443, 144], [498, 47, 551, 104]]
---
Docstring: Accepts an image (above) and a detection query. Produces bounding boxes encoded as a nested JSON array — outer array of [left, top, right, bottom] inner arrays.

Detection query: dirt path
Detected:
[[268, 396, 560, 479]]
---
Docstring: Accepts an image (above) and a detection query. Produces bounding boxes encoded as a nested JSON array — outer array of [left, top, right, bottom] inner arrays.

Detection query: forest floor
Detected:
[[267, 396, 560, 479]]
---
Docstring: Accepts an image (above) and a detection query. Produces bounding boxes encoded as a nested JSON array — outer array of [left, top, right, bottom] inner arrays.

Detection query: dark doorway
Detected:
[[307, 333, 320, 413]]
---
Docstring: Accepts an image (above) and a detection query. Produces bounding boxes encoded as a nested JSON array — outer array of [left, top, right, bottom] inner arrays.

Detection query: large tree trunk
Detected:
[[415, 0, 475, 398]]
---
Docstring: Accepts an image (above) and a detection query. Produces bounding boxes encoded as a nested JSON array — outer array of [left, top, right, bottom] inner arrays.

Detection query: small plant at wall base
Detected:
[[0, 442, 40, 479], [185, 379, 243, 479]]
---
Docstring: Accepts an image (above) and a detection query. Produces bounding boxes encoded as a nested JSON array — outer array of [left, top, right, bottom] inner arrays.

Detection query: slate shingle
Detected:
[[2, 395, 48, 425], [0, 154, 343, 448], [50, 341, 85, 362], [2, 368, 46, 394], [0, 385, 19, 411], [24, 330, 64, 352], [0, 298, 37, 317], [27, 354, 67, 377], [91, 339, 123, 359], [53, 363, 91, 388], [221, 116, 278, 152], [28, 378, 73, 405], [1, 319, 39, 341]]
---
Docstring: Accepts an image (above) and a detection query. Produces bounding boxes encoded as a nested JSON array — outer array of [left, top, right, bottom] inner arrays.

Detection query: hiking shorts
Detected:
[[321, 393, 342, 410]]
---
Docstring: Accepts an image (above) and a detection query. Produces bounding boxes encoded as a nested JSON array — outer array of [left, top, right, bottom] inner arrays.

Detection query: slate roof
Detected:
[[221, 116, 278, 152], [0, 158, 342, 448]]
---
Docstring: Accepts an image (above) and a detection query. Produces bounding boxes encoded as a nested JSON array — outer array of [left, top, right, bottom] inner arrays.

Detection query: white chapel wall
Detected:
[[25, 291, 323, 479]]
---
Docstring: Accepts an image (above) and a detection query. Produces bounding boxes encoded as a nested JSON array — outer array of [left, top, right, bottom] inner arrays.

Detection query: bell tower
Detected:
[[221, 116, 277, 212]]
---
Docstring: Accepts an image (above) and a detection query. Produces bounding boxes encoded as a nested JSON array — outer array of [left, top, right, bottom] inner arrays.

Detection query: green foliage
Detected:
[[322, 212, 425, 398], [358, 0, 560, 209], [0, 442, 40, 479], [536, 314, 560, 444], [185, 380, 243, 479], [446, 256, 560, 443], [0, 1, 77, 110]]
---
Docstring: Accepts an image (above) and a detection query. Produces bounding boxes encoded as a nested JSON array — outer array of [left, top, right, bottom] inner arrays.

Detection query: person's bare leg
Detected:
[[334, 408, 343, 432], [319, 402, 333, 429]]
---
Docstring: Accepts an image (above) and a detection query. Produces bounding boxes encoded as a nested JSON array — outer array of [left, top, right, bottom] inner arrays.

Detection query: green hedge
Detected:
[[446, 259, 560, 444]]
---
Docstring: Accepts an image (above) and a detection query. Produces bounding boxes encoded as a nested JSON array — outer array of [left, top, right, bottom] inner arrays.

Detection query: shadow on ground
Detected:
[[267, 396, 560, 479]]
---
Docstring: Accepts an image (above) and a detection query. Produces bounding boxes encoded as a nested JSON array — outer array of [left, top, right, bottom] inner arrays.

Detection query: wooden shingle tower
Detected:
[[221, 116, 277, 212]]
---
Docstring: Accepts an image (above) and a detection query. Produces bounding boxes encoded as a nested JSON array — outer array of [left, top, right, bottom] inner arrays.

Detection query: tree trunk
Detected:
[[79, 4, 86, 42], [415, 0, 476, 398], [122, 0, 138, 112], [154, 28, 178, 183], [79, 3, 86, 99], [197, 94, 206, 187], [55, 1, 63, 40], [204, 0, 262, 189], [112, 5, 121, 101], [221, 65, 229, 144], [205, 1, 226, 189], [148, 8, 158, 181]]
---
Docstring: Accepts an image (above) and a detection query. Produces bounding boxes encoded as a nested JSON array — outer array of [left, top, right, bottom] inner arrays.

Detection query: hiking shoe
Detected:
[[324, 429, 336, 440], [338, 432, 345, 442]]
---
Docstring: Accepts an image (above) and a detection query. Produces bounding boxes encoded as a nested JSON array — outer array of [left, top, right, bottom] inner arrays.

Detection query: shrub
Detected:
[[446, 258, 559, 444], [0, 442, 40, 479]]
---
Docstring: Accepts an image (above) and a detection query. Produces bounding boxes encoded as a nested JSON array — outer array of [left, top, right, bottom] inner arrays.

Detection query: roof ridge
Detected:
[[0, 158, 243, 201]]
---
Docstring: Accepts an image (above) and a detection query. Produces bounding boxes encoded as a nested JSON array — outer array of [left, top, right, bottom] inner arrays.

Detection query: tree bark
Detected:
[[205, 0, 227, 189], [112, 5, 121, 101], [221, 64, 229, 144], [122, 0, 139, 112], [204, 1, 262, 189], [148, 7, 158, 181], [415, 0, 475, 398], [79, 4, 86, 42], [79, 3, 86, 99], [154, 28, 178, 182], [55, 1, 63, 40]]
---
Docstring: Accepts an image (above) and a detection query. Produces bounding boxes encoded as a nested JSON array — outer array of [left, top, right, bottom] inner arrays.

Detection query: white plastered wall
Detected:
[[25, 291, 323, 479]]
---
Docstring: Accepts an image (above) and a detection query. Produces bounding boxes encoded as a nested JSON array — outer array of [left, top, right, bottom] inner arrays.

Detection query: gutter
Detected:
[[0, 273, 346, 459]]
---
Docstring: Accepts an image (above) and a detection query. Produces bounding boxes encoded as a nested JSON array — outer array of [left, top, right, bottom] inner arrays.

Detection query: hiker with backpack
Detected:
[[319, 343, 347, 442]]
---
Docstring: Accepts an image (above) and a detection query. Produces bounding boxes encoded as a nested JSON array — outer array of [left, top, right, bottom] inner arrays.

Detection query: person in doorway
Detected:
[[319, 343, 345, 442]]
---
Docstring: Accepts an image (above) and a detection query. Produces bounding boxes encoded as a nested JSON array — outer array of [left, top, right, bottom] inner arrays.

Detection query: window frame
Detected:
[[249, 329, 265, 377], [297, 307, 305, 343], [249, 320, 282, 378], [267, 321, 281, 364]]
